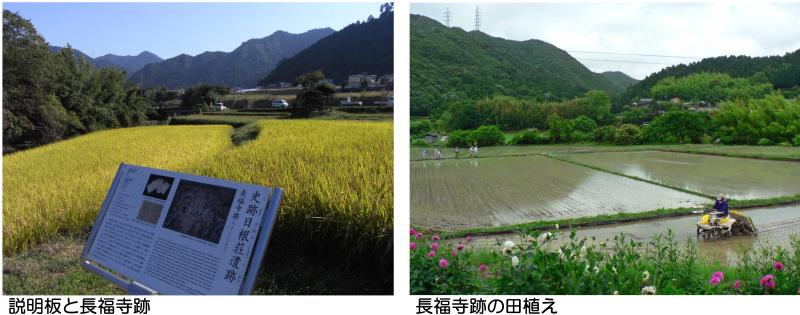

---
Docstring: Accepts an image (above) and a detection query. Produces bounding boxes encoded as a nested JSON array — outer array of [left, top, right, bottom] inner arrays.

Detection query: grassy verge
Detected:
[[3, 235, 391, 295], [230, 122, 261, 146]]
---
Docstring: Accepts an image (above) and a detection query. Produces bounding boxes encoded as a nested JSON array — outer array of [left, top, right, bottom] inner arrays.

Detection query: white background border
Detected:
[[2, 0, 800, 314]]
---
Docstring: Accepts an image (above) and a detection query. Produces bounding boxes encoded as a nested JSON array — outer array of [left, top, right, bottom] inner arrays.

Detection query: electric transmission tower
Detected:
[[444, 7, 451, 27], [474, 6, 481, 31]]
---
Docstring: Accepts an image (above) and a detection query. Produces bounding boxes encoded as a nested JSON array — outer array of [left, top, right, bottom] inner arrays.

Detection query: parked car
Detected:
[[271, 99, 289, 108], [339, 97, 363, 106], [211, 102, 227, 111]]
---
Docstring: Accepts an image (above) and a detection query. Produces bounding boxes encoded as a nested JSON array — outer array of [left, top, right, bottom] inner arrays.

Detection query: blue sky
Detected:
[[3, 2, 382, 59]]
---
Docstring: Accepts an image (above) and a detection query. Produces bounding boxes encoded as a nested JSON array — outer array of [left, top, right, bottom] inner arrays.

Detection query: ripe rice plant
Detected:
[[4, 120, 393, 269], [197, 120, 394, 267], [3, 125, 234, 255]]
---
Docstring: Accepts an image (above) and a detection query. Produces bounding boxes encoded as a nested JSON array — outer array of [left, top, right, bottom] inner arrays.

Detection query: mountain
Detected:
[[410, 14, 624, 116], [50, 46, 162, 75], [129, 28, 335, 89], [600, 71, 639, 91], [50, 45, 114, 68], [95, 51, 163, 75], [623, 49, 800, 101], [260, 10, 393, 86]]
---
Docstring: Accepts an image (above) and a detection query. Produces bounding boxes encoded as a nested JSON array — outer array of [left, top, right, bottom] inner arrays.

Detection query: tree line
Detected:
[[3, 10, 150, 153], [413, 72, 800, 147]]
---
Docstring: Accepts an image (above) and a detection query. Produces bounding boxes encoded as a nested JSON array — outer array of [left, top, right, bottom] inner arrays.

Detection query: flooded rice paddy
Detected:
[[411, 155, 709, 229], [557, 151, 800, 199], [465, 204, 800, 263]]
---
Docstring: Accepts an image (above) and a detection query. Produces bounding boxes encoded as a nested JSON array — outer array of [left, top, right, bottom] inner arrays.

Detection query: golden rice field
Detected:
[[197, 120, 394, 262], [3, 120, 394, 264], [3, 125, 234, 255]]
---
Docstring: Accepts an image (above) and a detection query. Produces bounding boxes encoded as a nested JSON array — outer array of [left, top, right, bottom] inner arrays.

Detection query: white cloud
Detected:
[[412, 3, 800, 79]]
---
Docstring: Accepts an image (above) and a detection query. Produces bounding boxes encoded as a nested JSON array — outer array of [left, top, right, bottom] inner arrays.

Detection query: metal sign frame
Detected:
[[80, 163, 283, 295]]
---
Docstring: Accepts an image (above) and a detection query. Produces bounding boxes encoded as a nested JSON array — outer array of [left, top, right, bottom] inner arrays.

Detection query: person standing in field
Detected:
[[434, 147, 441, 160], [473, 142, 479, 157], [454, 147, 461, 159], [422, 149, 428, 159]]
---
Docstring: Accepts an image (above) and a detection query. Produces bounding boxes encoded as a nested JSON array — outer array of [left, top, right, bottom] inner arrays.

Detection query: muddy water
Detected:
[[411, 156, 708, 230], [557, 151, 800, 199], [466, 204, 800, 263]]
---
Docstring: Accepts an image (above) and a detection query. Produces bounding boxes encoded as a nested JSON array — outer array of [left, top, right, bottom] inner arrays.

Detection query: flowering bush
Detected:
[[410, 229, 800, 295]]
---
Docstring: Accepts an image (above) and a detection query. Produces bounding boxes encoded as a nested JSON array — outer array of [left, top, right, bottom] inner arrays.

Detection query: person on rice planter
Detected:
[[712, 194, 729, 225]]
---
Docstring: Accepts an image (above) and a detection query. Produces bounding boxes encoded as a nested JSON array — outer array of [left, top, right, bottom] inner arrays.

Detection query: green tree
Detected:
[[293, 70, 335, 118]]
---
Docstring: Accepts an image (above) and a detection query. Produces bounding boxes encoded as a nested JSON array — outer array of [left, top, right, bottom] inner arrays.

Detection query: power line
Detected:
[[576, 58, 675, 65], [567, 50, 699, 59]]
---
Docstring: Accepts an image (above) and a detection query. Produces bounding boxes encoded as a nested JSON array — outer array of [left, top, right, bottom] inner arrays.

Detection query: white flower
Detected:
[[501, 240, 516, 254], [641, 286, 657, 295], [538, 232, 553, 243], [555, 224, 560, 230], [612, 290, 619, 295], [585, 264, 590, 272], [511, 255, 520, 267], [642, 270, 650, 282], [593, 265, 600, 274]]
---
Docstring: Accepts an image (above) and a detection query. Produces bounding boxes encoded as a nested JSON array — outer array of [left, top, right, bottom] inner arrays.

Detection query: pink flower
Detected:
[[410, 228, 417, 235], [415, 232, 423, 240], [431, 242, 440, 251], [439, 258, 449, 268], [456, 243, 465, 251], [427, 251, 436, 258], [451, 249, 458, 257], [760, 274, 776, 289], [774, 261, 784, 271], [733, 280, 741, 289], [466, 235, 473, 242], [712, 271, 724, 281], [709, 276, 721, 286], [432, 235, 441, 241], [479, 264, 487, 272], [410, 242, 417, 250]]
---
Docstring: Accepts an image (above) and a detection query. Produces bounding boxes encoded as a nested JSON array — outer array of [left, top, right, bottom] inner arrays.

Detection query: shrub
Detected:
[[472, 125, 505, 146], [572, 115, 597, 133], [447, 130, 474, 148], [593, 126, 618, 144], [794, 134, 800, 147], [757, 138, 772, 146], [511, 130, 549, 145], [614, 124, 641, 145]]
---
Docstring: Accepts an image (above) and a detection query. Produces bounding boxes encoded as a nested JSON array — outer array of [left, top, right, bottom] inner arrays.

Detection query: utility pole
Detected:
[[474, 6, 481, 32], [444, 7, 451, 27]]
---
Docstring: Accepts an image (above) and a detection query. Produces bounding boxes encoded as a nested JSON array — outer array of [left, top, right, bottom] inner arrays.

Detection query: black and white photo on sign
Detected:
[[162, 180, 236, 244], [142, 174, 175, 200], [136, 200, 164, 225]]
